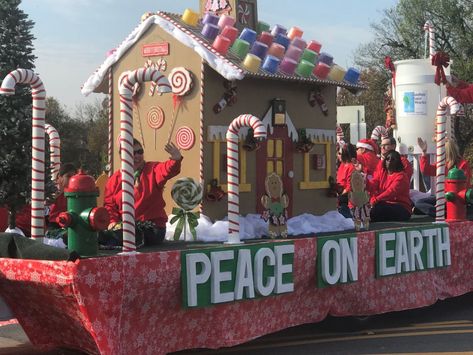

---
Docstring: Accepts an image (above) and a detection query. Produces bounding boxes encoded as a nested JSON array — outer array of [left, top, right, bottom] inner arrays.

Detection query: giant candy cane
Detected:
[[119, 67, 171, 252], [424, 21, 435, 59], [0, 69, 46, 239], [435, 96, 460, 222], [371, 125, 388, 141], [226, 114, 266, 244], [45, 124, 61, 181]]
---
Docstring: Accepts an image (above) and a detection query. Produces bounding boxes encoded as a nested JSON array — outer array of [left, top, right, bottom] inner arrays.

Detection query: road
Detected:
[[2, 293, 473, 354]]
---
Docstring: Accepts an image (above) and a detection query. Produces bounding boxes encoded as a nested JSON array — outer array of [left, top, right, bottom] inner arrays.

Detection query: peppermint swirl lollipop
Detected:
[[171, 177, 203, 211], [169, 67, 193, 96]]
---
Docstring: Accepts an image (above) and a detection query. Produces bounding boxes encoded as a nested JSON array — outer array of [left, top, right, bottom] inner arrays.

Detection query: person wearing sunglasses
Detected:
[[367, 150, 412, 222], [103, 138, 182, 246]]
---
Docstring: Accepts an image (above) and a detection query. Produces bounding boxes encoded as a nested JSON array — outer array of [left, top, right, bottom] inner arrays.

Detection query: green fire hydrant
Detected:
[[57, 170, 109, 256]]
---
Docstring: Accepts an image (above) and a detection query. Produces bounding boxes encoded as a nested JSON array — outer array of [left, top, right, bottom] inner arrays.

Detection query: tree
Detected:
[[45, 98, 109, 178], [351, 0, 473, 157], [0, 0, 36, 228]]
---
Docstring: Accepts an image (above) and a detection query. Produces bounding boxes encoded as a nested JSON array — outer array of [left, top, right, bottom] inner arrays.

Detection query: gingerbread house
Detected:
[[82, 4, 364, 221]]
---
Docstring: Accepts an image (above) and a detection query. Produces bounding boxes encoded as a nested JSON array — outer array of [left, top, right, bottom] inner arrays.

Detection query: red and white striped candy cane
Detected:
[[336, 124, 344, 142], [0, 69, 46, 240], [435, 96, 460, 222], [119, 67, 171, 252], [107, 67, 113, 176], [370, 125, 388, 141], [226, 114, 266, 244], [45, 124, 61, 181], [424, 21, 435, 59]]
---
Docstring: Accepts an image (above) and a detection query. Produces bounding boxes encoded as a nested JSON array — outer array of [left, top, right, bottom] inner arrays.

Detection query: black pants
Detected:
[[370, 202, 411, 222]]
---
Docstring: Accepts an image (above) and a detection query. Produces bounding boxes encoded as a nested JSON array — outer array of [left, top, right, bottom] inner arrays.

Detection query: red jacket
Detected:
[[48, 193, 67, 225], [336, 162, 355, 193], [371, 155, 413, 188], [419, 156, 471, 187], [369, 171, 412, 213], [447, 82, 473, 104], [356, 151, 379, 177], [104, 159, 182, 228]]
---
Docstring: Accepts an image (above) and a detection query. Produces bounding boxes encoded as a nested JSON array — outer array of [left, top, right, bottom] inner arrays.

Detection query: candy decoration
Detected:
[[45, 124, 61, 181], [171, 177, 203, 211], [0, 69, 46, 240], [423, 20, 435, 59], [199, 61, 205, 212], [149, 58, 168, 96], [175, 126, 195, 150], [182, 8, 199, 26], [147, 106, 165, 149], [238, 2, 251, 25], [218, 15, 236, 29], [167, 67, 194, 144], [107, 68, 113, 175], [119, 67, 171, 252], [169, 67, 193, 96], [435, 96, 460, 222], [370, 125, 388, 141], [170, 177, 203, 240], [226, 114, 267, 244]]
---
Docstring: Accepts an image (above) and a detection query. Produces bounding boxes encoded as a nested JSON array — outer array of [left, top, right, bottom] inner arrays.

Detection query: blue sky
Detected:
[[19, 0, 397, 113]]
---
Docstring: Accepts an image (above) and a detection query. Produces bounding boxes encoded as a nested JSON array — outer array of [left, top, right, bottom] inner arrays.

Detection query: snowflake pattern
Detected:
[[0, 223, 471, 354]]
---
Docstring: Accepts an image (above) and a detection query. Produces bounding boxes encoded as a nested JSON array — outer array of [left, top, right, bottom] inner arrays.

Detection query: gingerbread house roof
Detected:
[[82, 11, 365, 96]]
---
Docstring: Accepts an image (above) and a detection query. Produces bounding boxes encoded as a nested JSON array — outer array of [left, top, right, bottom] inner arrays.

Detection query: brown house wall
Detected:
[[202, 67, 337, 220], [111, 24, 203, 216], [110, 23, 337, 222]]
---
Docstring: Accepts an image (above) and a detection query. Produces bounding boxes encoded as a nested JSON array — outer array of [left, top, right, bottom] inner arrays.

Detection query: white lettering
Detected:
[[379, 232, 396, 276], [254, 248, 275, 296], [274, 244, 294, 294], [435, 227, 451, 267], [422, 228, 436, 268], [210, 250, 234, 304], [395, 232, 410, 273], [186, 253, 211, 307], [234, 249, 255, 300], [322, 240, 341, 285], [340, 238, 358, 282], [407, 230, 424, 271]]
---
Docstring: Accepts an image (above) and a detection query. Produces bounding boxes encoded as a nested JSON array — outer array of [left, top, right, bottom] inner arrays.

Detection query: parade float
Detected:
[[0, 3, 473, 355]]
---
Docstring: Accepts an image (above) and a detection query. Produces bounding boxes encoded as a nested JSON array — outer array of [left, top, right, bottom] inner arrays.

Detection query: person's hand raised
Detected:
[[165, 142, 182, 160], [417, 137, 428, 154]]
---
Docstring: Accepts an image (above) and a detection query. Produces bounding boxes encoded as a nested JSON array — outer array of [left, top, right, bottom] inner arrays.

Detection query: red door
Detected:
[[256, 126, 293, 216]]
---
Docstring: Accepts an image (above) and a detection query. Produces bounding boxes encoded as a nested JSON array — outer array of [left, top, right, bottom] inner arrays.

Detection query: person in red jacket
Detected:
[[47, 163, 78, 228], [367, 150, 412, 222], [336, 143, 357, 218], [356, 139, 379, 178], [2, 163, 77, 237], [104, 139, 182, 246], [415, 138, 471, 217], [371, 137, 413, 184]]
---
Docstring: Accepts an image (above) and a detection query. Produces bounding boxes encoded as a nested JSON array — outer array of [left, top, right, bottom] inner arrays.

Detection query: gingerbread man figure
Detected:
[[348, 170, 371, 231], [261, 172, 289, 238]]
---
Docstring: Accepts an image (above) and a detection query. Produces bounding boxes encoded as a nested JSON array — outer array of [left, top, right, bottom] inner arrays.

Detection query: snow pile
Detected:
[[166, 211, 354, 242]]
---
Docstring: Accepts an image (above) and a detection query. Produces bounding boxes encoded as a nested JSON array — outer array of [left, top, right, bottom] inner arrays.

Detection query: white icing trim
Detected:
[[305, 129, 336, 143], [261, 107, 299, 142], [82, 14, 244, 96], [208, 125, 249, 142]]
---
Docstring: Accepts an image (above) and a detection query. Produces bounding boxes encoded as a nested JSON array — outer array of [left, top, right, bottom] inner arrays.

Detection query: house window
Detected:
[[299, 142, 331, 189], [211, 140, 251, 192]]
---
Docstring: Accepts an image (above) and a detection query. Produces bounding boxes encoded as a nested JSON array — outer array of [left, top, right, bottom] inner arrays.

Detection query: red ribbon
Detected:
[[172, 94, 183, 110], [432, 52, 450, 86], [384, 56, 396, 86]]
